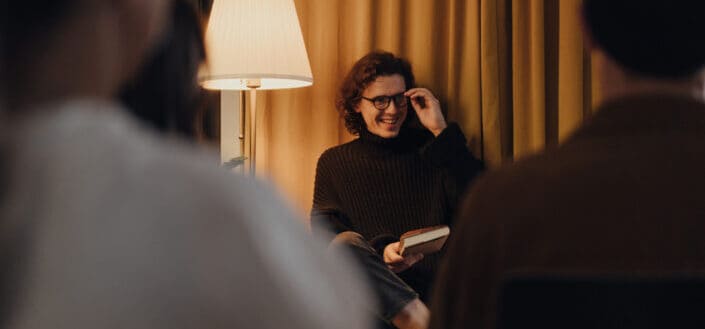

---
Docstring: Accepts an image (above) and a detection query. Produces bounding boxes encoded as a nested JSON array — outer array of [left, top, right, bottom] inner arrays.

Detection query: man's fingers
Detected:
[[386, 253, 404, 264]]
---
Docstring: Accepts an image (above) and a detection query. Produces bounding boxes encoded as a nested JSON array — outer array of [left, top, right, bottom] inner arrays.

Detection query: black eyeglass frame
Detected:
[[359, 92, 409, 110]]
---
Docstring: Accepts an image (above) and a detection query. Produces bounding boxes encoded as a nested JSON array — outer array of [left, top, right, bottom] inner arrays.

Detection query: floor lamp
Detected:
[[199, 0, 313, 176]]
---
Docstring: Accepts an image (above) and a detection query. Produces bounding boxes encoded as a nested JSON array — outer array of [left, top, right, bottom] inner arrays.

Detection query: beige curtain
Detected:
[[253, 0, 597, 217]]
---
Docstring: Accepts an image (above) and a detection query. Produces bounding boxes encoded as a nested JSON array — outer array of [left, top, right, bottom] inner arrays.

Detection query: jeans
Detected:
[[331, 231, 419, 328]]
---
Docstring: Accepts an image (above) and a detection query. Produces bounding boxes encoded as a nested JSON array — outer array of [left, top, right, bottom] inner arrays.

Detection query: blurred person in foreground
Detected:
[[430, 1, 705, 328], [0, 1, 371, 328], [311, 51, 484, 329]]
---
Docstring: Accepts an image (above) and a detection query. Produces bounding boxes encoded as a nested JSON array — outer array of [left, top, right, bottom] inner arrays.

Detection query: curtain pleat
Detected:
[[480, 0, 512, 166], [557, 0, 586, 142]]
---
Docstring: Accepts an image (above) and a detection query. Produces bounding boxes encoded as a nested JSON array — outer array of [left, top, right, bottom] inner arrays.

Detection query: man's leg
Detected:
[[330, 231, 429, 329]]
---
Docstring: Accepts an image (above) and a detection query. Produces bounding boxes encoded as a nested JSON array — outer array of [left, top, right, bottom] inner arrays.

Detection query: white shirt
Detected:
[[2, 99, 372, 329]]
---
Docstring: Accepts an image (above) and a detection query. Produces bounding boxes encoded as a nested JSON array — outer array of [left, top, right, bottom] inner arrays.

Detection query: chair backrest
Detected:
[[497, 275, 705, 329]]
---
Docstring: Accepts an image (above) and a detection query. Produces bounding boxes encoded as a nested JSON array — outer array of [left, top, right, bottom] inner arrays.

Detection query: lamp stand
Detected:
[[246, 80, 261, 176]]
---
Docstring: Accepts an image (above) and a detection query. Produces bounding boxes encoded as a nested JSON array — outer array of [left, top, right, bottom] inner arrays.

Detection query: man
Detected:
[[430, 1, 705, 328], [0, 1, 371, 328]]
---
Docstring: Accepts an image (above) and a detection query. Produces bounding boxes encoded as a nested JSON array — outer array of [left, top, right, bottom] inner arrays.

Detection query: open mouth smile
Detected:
[[379, 118, 399, 125]]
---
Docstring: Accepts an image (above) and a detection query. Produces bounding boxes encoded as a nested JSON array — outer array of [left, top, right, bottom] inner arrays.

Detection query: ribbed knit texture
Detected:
[[311, 123, 483, 300]]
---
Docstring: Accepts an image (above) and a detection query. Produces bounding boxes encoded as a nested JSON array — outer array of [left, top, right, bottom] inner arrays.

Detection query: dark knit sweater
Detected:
[[311, 123, 484, 299]]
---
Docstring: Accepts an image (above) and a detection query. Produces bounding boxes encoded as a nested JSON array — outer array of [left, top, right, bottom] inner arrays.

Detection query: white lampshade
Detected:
[[200, 0, 313, 90]]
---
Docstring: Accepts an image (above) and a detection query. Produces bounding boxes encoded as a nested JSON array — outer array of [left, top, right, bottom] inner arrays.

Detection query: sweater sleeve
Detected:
[[421, 123, 485, 226], [310, 150, 355, 241], [369, 234, 399, 255]]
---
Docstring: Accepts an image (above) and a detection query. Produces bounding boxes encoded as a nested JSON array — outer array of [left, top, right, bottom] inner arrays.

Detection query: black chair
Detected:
[[497, 274, 705, 329]]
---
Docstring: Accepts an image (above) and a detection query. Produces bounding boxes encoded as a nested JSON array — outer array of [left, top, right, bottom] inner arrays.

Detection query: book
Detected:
[[399, 225, 450, 256]]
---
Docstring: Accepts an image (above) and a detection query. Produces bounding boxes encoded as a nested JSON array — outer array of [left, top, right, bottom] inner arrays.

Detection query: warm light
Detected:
[[199, 0, 313, 90], [200, 76, 312, 90]]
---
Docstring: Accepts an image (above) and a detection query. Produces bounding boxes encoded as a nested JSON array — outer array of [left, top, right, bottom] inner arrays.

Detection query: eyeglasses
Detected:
[[360, 92, 408, 110]]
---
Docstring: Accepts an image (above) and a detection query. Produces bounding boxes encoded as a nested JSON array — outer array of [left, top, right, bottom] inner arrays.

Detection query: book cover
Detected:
[[399, 225, 450, 256]]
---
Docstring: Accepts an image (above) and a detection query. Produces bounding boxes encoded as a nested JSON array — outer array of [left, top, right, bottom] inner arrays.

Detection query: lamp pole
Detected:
[[246, 79, 261, 176]]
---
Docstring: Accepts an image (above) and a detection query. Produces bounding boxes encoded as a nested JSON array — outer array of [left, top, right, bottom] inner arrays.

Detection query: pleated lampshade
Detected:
[[200, 0, 313, 90]]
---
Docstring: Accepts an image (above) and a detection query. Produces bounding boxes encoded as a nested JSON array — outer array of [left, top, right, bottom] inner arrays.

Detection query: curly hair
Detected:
[[119, 0, 206, 137], [2, 0, 76, 111], [337, 51, 416, 135]]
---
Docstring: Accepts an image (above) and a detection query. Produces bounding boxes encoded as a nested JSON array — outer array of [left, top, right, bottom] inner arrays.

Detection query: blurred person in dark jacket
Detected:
[[430, 1, 705, 328]]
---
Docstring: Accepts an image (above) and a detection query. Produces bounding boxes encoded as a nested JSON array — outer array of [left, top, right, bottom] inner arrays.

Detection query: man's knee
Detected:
[[330, 231, 378, 255], [332, 231, 366, 247]]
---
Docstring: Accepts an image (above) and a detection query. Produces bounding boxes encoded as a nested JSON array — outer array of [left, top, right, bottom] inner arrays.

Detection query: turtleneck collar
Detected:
[[357, 125, 430, 153]]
